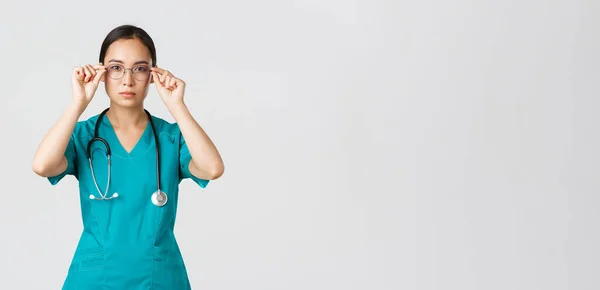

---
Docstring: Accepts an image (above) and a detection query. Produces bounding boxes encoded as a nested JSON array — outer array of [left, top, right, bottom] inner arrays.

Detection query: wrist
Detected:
[[166, 102, 189, 119], [166, 101, 187, 112], [69, 99, 88, 114]]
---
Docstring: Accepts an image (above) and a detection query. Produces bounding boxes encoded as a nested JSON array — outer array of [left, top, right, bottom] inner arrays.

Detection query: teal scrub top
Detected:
[[47, 113, 209, 290]]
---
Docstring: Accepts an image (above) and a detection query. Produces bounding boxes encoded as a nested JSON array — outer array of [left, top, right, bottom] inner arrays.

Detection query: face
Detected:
[[101, 38, 154, 108]]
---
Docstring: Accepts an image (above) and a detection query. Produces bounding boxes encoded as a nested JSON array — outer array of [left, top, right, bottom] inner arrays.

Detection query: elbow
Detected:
[[32, 157, 62, 177], [189, 159, 225, 180], [208, 163, 225, 180], [32, 160, 49, 177]]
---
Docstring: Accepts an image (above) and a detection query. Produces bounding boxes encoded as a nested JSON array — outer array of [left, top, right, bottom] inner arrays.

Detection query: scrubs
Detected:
[[48, 113, 209, 289]]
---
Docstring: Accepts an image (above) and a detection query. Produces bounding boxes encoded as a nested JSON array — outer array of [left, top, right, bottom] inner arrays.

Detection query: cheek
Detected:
[[104, 80, 117, 93]]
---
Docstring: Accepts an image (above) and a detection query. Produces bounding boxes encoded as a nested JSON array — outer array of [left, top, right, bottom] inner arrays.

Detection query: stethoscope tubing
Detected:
[[86, 108, 166, 206]]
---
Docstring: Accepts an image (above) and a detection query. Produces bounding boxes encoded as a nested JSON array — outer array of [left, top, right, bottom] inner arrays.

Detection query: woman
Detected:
[[31, 24, 224, 289]]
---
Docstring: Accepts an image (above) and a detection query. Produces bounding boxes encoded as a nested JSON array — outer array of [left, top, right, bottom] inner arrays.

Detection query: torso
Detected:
[[60, 113, 193, 289]]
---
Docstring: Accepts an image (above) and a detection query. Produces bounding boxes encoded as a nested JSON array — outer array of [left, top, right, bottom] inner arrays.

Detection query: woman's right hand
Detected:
[[72, 63, 106, 104]]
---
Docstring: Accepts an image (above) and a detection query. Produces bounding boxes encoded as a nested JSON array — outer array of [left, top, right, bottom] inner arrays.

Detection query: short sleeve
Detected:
[[47, 134, 78, 185], [179, 133, 209, 188]]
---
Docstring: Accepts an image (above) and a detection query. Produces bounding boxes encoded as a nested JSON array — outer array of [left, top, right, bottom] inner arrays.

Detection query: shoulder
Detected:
[[149, 115, 181, 134], [149, 114, 184, 142], [71, 114, 101, 140]]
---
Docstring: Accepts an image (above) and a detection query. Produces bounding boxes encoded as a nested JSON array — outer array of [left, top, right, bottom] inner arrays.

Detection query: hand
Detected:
[[151, 67, 185, 107], [72, 63, 106, 104]]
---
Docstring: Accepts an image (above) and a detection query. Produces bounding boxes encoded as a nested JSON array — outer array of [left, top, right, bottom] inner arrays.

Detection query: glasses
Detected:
[[107, 64, 151, 81]]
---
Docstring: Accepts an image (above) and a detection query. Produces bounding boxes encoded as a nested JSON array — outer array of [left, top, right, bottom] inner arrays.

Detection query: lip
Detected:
[[119, 92, 136, 97]]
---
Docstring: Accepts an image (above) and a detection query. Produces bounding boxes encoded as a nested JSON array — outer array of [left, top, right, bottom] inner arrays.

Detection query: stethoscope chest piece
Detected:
[[151, 190, 168, 207]]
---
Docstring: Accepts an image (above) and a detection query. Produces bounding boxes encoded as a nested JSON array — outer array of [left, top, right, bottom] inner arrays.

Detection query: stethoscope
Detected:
[[87, 108, 168, 207]]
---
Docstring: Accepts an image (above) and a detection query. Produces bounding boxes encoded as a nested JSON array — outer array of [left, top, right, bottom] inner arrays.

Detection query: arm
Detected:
[[168, 103, 225, 180], [32, 100, 86, 177], [33, 63, 104, 178]]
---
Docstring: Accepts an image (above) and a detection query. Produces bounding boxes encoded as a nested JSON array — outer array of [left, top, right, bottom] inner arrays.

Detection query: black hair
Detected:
[[99, 24, 157, 67]]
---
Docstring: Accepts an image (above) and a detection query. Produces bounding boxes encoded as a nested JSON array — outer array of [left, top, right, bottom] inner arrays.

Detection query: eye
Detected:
[[134, 66, 149, 72], [110, 65, 122, 71]]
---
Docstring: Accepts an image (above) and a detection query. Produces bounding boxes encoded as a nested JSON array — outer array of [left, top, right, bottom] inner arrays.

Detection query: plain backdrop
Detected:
[[0, 0, 598, 289]]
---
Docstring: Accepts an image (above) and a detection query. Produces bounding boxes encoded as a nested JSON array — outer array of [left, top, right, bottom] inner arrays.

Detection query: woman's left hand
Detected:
[[151, 67, 185, 107]]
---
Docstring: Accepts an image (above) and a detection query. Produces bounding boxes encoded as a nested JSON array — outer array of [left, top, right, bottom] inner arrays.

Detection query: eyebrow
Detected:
[[107, 59, 150, 65]]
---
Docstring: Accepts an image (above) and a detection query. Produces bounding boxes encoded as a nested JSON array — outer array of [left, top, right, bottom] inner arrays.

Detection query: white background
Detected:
[[1, 0, 597, 289]]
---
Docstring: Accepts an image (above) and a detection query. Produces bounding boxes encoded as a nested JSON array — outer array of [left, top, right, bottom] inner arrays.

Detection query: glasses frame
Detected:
[[106, 64, 152, 81]]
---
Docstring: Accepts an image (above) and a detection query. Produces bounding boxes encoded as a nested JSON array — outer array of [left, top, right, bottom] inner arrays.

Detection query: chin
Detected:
[[109, 96, 145, 108]]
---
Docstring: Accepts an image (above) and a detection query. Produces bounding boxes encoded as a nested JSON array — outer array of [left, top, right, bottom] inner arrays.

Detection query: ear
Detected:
[[149, 72, 154, 84]]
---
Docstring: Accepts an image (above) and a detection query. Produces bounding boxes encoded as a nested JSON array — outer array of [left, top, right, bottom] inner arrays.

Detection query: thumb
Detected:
[[152, 72, 164, 88], [92, 69, 106, 86]]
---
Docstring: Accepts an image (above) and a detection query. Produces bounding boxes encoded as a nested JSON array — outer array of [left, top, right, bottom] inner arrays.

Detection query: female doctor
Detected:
[[31, 25, 224, 289]]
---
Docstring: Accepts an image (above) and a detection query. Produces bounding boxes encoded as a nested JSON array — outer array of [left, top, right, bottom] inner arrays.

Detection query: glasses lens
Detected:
[[108, 65, 124, 79], [133, 66, 150, 81]]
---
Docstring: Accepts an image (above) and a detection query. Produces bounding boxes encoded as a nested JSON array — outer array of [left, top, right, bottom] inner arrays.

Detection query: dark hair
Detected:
[[99, 25, 157, 67]]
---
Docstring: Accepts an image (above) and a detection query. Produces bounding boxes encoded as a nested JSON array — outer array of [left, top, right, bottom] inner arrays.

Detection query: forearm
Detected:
[[167, 102, 224, 179], [32, 100, 87, 176]]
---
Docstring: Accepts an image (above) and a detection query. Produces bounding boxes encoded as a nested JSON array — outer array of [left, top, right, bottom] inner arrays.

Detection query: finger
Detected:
[[155, 67, 171, 80], [151, 67, 165, 75], [164, 76, 171, 88], [86, 64, 96, 79], [170, 77, 177, 89], [152, 72, 163, 87], [175, 78, 185, 88], [81, 66, 89, 82], [88, 64, 97, 82], [158, 73, 166, 87], [82, 65, 92, 82], [159, 71, 168, 84], [73, 67, 84, 81], [92, 63, 105, 70]]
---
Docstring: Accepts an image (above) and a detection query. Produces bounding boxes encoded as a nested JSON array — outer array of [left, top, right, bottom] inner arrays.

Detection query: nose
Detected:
[[122, 69, 135, 86]]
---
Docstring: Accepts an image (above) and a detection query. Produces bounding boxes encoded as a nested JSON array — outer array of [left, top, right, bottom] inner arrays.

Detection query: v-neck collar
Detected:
[[99, 114, 153, 158]]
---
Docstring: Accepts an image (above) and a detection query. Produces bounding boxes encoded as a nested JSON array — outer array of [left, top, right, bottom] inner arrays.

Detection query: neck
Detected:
[[105, 103, 148, 129]]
